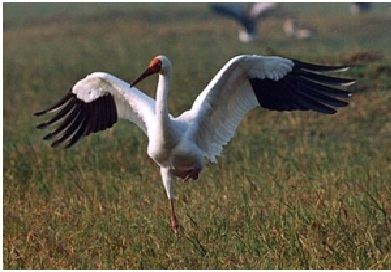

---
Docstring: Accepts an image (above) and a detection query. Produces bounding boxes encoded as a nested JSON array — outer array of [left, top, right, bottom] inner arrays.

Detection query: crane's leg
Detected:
[[160, 167, 179, 234], [170, 198, 179, 234]]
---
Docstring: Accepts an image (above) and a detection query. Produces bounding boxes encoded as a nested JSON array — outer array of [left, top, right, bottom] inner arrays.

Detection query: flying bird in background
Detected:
[[211, 2, 278, 42], [35, 55, 355, 233]]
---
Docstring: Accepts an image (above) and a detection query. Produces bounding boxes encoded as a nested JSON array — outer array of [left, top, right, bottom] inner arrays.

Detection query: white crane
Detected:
[[35, 55, 355, 233]]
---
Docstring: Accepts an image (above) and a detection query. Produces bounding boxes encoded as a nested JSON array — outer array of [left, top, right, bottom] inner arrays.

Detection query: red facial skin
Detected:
[[131, 57, 162, 86]]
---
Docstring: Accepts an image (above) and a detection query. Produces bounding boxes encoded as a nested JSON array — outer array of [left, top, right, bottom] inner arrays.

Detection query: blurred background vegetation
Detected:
[[3, 2, 391, 269]]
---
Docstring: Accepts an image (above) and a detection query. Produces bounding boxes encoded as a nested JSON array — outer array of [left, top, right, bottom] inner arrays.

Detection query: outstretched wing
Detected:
[[211, 3, 245, 21], [34, 72, 155, 148], [179, 55, 354, 162], [211, 3, 255, 34]]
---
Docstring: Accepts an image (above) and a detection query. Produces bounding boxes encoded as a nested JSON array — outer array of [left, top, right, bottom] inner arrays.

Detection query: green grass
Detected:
[[3, 2, 391, 269]]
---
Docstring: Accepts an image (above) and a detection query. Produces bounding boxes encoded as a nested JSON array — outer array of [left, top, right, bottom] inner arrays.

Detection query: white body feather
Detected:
[[70, 56, 293, 197], [38, 55, 352, 199]]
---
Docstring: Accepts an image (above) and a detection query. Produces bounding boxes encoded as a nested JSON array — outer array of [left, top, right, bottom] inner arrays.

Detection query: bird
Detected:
[[34, 55, 355, 234], [211, 2, 277, 42]]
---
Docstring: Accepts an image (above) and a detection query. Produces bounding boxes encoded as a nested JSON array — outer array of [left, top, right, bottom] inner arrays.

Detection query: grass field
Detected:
[[3, 2, 391, 269]]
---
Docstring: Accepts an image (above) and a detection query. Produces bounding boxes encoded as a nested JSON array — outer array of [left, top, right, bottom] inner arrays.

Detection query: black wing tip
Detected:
[[43, 135, 51, 140], [43, 132, 57, 140], [301, 75, 356, 88], [210, 3, 243, 20], [48, 139, 72, 149], [290, 59, 356, 89], [37, 123, 48, 129], [291, 59, 353, 73], [64, 141, 77, 149], [336, 100, 349, 107], [250, 70, 353, 115], [33, 91, 75, 117], [320, 108, 337, 114], [50, 141, 61, 148], [37, 92, 118, 149], [34, 111, 46, 117]]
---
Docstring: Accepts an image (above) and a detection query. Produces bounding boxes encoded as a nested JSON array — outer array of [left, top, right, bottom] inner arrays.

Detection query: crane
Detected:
[[35, 55, 355, 234], [211, 2, 277, 42]]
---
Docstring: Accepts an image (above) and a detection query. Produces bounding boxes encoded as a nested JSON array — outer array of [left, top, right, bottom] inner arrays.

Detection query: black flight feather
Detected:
[[34, 90, 73, 116], [50, 105, 86, 148], [298, 70, 355, 86], [291, 59, 350, 73], [249, 59, 354, 114], [36, 96, 76, 129], [36, 87, 119, 148], [43, 102, 82, 140]]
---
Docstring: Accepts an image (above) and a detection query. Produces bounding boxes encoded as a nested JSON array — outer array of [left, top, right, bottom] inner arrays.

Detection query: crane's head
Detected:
[[131, 55, 171, 86]]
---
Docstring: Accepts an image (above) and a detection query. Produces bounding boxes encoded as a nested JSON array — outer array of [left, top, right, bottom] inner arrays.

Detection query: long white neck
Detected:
[[154, 71, 176, 154], [156, 72, 170, 125]]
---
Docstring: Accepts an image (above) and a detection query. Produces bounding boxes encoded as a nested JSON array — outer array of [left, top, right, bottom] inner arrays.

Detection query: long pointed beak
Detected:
[[131, 66, 158, 86]]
